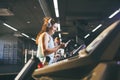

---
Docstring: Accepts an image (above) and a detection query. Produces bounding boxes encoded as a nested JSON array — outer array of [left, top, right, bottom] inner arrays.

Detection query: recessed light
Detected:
[[62, 32, 69, 34], [27, 21, 30, 24]]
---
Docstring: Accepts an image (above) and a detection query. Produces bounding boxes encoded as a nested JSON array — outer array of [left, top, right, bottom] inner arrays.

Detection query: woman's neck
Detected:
[[47, 31, 53, 35]]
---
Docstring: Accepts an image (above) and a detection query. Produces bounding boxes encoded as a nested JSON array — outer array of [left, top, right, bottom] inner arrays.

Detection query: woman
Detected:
[[36, 17, 65, 65]]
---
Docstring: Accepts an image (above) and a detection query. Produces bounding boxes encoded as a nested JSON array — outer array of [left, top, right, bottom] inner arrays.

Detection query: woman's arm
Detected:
[[42, 33, 65, 56]]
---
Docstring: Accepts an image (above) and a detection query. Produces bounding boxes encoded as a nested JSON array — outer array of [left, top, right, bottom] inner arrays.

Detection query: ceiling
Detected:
[[0, 0, 120, 44]]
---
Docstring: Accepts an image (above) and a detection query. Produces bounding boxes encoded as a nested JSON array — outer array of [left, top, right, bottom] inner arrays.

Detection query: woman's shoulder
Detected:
[[42, 32, 49, 36], [41, 32, 49, 38]]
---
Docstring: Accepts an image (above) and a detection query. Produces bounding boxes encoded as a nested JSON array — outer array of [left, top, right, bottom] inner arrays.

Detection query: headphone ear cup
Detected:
[[47, 18, 52, 28], [47, 22, 51, 28]]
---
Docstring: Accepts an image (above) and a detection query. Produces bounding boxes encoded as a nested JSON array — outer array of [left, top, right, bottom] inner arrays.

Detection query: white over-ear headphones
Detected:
[[47, 18, 52, 28]]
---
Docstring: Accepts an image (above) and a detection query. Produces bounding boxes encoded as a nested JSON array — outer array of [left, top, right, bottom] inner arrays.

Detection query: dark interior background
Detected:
[[0, 0, 120, 80], [0, 0, 120, 45]]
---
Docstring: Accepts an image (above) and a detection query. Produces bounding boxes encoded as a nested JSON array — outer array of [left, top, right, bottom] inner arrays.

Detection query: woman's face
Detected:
[[51, 23, 58, 34]]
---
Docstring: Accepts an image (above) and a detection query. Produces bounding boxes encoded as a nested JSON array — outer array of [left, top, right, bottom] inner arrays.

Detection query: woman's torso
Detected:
[[37, 32, 55, 65]]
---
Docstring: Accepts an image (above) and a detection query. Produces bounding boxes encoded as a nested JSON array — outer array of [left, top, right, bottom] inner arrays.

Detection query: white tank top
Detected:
[[36, 32, 55, 65], [47, 34, 55, 64]]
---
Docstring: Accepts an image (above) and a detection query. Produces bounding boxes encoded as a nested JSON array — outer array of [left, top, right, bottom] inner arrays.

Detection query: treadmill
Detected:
[[32, 20, 120, 80]]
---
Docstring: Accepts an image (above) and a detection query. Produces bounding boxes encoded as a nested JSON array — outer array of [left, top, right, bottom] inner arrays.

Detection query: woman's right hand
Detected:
[[60, 43, 66, 48]]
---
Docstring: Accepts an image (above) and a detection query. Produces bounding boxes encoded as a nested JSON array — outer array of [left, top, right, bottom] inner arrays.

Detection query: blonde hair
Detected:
[[36, 17, 56, 44]]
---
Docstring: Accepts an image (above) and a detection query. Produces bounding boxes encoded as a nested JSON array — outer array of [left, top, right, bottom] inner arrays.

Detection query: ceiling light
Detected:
[[31, 38, 36, 41], [58, 33, 61, 38], [3, 23, 18, 31], [62, 32, 69, 34], [53, 0, 59, 17], [109, 8, 120, 18], [21, 33, 29, 38], [92, 24, 102, 32], [27, 21, 30, 24], [38, 0, 50, 16], [57, 23, 61, 31], [84, 34, 90, 39]]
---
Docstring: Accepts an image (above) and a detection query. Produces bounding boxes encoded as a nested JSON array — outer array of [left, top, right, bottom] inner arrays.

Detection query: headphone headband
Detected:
[[48, 18, 52, 23]]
